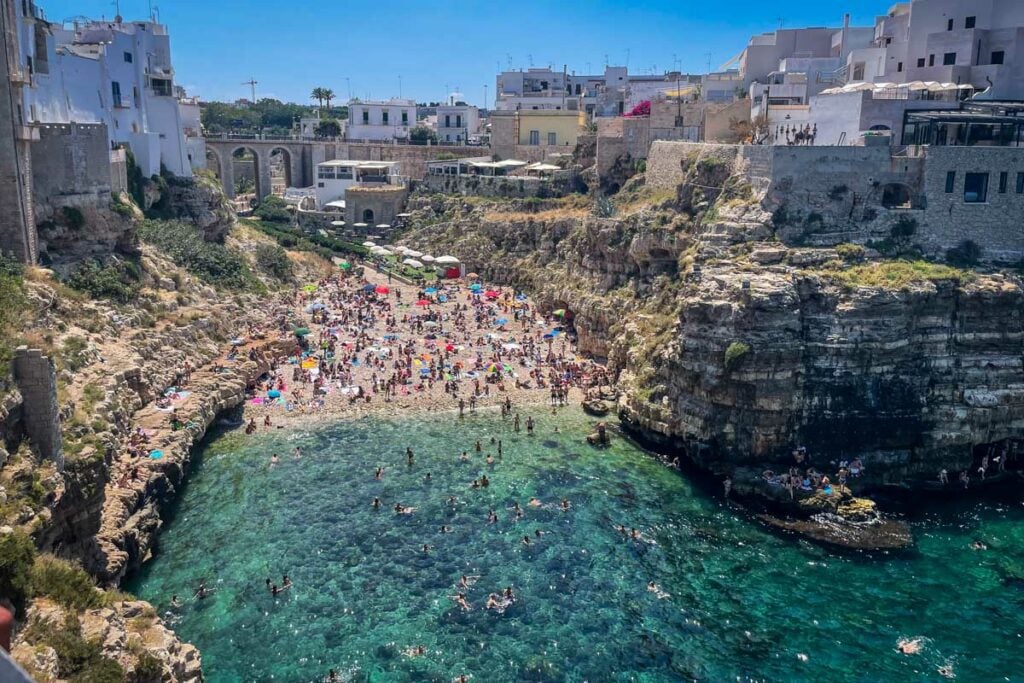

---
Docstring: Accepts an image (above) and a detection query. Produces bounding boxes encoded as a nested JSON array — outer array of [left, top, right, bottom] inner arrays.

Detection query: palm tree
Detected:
[[323, 88, 336, 114], [310, 87, 327, 109]]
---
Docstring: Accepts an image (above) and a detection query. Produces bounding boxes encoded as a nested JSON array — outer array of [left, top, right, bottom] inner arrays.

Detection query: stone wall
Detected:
[[646, 141, 1024, 260], [30, 123, 113, 215], [345, 185, 409, 227], [0, 2, 36, 263], [11, 347, 62, 472], [109, 149, 128, 195]]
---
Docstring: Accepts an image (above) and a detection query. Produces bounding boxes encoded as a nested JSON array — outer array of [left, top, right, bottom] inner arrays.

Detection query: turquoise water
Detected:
[[129, 409, 1024, 682]]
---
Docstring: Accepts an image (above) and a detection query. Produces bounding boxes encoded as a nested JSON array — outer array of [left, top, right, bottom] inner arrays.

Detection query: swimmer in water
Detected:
[[937, 664, 955, 679], [447, 496, 458, 506], [475, 440, 482, 453], [481, 475, 490, 487], [327, 669, 338, 682], [459, 451, 469, 461], [372, 497, 381, 509], [422, 544, 431, 553], [970, 539, 987, 550], [522, 535, 531, 546], [402, 645, 427, 657], [193, 582, 212, 599], [375, 466, 384, 480], [486, 593, 501, 610], [486, 455, 495, 465], [451, 593, 472, 611], [270, 453, 280, 466], [425, 472, 432, 482], [528, 497, 542, 507], [170, 595, 181, 608], [293, 447, 301, 459], [534, 529, 544, 538], [458, 575, 479, 589], [407, 447, 414, 464], [282, 575, 292, 589], [896, 638, 922, 655], [647, 582, 670, 599], [560, 499, 571, 511], [440, 525, 452, 533]]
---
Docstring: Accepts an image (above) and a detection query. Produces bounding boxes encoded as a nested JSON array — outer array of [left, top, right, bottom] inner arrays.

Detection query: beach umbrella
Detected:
[[363, 283, 376, 292], [405, 250, 424, 258], [502, 342, 521, 350], [305, 302, 326, 312], [375, 285, 390, 294], [423, 320, 439, 328], [362, 241, 376, 247], [445, 343, 455, 352], [495, 318, 508, 325], [303, 284, 317, 293], [424, 287, 437, 294], [466, 272, 479, 279], [553, 309, 566, 317], [422, 255, 436, 263], [415, 299, 431, 306], [403, 258, 425, 268], [294, 327, 312, 337], [485, 290, 500, 298], [469, 283, 483, 291], [301, 359, 318, 369], [435, 255, 460, 265], [339, 261, 351, 270]]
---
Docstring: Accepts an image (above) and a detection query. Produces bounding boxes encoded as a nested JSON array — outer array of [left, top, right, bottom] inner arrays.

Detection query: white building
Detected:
[[176, 88, 205, 172], [495, 66, 631, 117], [12, 4, 195, 176], [345, 98, 416, 142], [313, 160, 403, 209], [436, 104, 479, 143]]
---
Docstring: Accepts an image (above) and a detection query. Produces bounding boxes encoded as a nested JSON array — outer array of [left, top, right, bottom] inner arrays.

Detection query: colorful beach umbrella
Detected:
[[375, 285, 390, 294], [553, 309, 566, 317], [424, 287, 438, 294], [294, 327, 311, 337], [339, 261, 352, 270], [363, 284, 376, 292], [415, 299, 431, 306]]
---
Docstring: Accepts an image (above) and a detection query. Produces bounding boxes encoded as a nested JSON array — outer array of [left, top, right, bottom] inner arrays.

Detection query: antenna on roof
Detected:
[[777, 16, 785, 28], [112, 0, 121, 22]]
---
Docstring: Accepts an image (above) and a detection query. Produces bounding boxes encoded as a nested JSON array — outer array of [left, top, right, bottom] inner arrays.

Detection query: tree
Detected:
[[315, 119, 342, 138], [323, 88, 336, 113], [409, 126, 438, 145], [311, 87, 327, 109]]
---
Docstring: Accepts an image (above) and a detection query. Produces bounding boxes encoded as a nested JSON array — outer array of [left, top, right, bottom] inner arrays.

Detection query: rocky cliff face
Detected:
[[398, 171, 1024, 490]]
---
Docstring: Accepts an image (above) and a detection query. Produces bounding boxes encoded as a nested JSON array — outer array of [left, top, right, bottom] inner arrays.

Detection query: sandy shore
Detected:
[[235, 265, 607, 434]]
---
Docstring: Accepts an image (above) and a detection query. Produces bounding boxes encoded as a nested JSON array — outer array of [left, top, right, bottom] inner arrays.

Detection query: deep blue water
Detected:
[[128, 409, 1024, 682]]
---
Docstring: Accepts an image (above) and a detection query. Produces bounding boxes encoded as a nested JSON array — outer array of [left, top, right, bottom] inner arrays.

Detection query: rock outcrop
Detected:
[[397, 182, 1024, 493]]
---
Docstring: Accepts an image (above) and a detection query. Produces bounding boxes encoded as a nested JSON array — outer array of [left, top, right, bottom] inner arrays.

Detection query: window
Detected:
[[123, 51, 133, 63], [528, 130, 540, 145], [943, 52, 957, 66], [917, 57, 926, 68], [401, 111, 408, 124], [1017, 172, 1024, 194], [111, 81, 122, 107], [382, 111, 389, 124], [362, 110, 369, 124], [945, 171, 956, 193], [929, 54, 935, 67], [444, 115, 451, 127], [547, 132, 557, 145], [852, 63, 865, 80], [965, 16, 976, 29], [897, 62, 904, 73], [991, 51, 1005, 65], [133, 86, 139, 106], [947, 18, 954, 31], [964, 172, 988, 203], [455, 115, 462, 127], [999, 172, 1008, 193]]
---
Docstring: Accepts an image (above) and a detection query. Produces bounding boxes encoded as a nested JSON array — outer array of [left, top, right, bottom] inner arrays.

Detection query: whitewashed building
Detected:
[[13, 4, 194, 176], [436, 104, 479, 143], [345, 98, 417, 142], [313, 160, 403, 209]]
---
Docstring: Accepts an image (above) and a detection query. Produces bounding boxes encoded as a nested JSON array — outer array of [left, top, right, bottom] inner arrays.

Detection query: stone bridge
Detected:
[[204, 137, 485, 202]]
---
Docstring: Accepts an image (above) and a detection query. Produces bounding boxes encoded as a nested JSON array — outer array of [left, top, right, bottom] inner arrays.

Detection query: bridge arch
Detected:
[[231, 145, 265, 206], [269, 146, 294, 194]]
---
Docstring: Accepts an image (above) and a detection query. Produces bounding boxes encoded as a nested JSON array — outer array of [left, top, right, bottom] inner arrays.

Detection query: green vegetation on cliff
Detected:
[[823, 259, 974, 290], [0, 257, 27, 378], [139, 219, 257, 290]]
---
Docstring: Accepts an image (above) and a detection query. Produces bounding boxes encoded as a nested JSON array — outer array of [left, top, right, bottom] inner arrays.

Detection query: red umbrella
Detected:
[[485, 290, 500, 298], [375, 285, 390, 294], [415, 299, 431, 306], [445, 343, 455, 352]]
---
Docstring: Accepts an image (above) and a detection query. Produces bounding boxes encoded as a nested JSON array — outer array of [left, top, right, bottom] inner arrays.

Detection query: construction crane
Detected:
[[242, 79, 258, 104]]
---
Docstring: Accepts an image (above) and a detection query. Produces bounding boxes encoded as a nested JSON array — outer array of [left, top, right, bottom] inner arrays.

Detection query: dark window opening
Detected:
[[929, 54, 936, 67], [897, 62, 904, 72], [1016, 172, 1024, 194], [999, 172, 1008, 193], [124, 51, 133, 63], [945, 171, 956, 193], [965, 16, 976, 29], [964, 172, 988, 203], [947, 18, 954, 31], [991, 51, 1005, 65], [111, 81, 122, 107], [917, 57, 926, 68], [943, 52, 957, 66]]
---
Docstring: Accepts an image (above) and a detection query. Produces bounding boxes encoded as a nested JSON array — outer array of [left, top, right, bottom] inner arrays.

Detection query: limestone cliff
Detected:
[[398, 166, 1024, 491]]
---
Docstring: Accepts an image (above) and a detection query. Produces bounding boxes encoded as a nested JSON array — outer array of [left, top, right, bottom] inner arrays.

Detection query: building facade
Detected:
[[436, 104, 480, 143], [13, 5, 194, 176], [345, 98, 417, 142]]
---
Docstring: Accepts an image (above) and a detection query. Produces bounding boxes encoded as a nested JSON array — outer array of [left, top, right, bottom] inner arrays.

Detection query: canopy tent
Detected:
[[404, 249, 424, 258], [820, 81, 976, 96], [435, 255, 460, 265], [421, 255, 436, 263], [403, 258, 425, 268]]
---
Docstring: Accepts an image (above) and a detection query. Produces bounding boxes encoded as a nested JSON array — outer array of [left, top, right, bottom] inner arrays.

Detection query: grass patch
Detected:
[[22, 612, 124, 682], [31, 555, 103, 611], [824, 260, 974, 290], [724, 342, 751, 371]]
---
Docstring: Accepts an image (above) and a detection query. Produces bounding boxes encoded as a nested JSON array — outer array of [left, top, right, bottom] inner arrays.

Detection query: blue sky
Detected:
[[40, 0, 888, 105]]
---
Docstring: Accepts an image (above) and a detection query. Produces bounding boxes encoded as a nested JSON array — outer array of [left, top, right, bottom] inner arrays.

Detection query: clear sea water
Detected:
[[128, 408, 1024, 683]]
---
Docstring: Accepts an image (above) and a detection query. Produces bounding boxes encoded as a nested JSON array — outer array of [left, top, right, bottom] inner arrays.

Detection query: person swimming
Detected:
[[402, 645, 427, 657], [560, 499, 571, 511], [270, 453, 280, 466], [647, 581, 670, 599], [451, 593, 472, 611], [293, 447, 301, 459], [522, 535, 531, 546], [193, 582, 212, 599], [170, 594, 181, 608], [896, 638, 922, 655], [481, 475, 490, 487], [375, 466, 384, 480], [528, 497, 542, 507]]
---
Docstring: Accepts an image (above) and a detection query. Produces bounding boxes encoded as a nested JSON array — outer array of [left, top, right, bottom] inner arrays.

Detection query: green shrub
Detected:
[[254, 243, 293, 281], [133, 651, 165, 682], [66, 259, 140, 303], [139, 219, 254, 289], [0, 257, 26, 379], [835, 243, 866, 263], [0, 530, 37, 614], [62, 207, 86, 231], [24, 612, 125, 682], [253, 195, 292, 224], [31, 555, 102, 611], [110, 195, 135, 218], [723, 342, 751, 371], [61, 336, 90, 371], [946, 239, 982, 267]]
